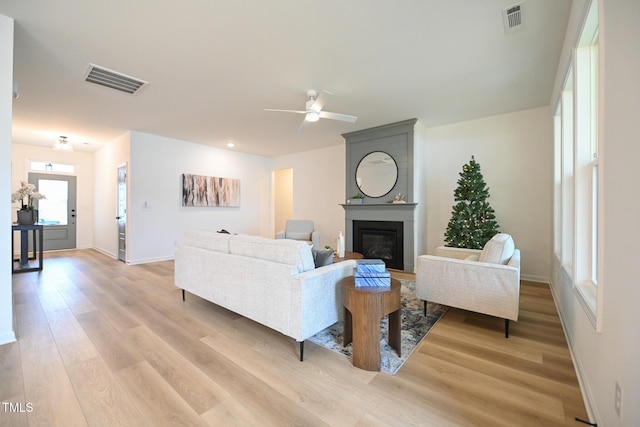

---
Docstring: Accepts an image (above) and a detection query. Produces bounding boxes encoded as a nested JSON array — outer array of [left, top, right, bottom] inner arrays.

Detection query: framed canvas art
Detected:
[[182, 174, 240, 207]]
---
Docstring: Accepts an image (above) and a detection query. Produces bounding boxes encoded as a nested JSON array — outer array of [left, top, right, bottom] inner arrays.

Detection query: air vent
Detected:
[[502, 2, 524, 33], [83, 63, 148, 94]]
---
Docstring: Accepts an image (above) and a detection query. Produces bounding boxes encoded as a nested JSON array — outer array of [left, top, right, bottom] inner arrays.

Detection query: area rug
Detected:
[[308, 279, 448, 375]]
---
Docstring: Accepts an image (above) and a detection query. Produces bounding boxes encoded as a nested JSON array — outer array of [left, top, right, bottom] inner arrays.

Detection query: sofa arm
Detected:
[[508, 249, 521, 270], [288, 260, 356, 341], [416, 255, 520, 321], [311, 231, 321, 249]]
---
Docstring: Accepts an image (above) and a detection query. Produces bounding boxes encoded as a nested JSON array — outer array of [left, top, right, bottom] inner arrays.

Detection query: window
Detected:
[[30, 160, 76, 174], [35, 178, 69, 226], [553, 0, 600, 330], [561, 77, 574, 270]]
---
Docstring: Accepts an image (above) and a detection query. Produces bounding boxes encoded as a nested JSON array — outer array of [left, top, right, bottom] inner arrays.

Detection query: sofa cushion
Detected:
[[184, 228, 231, 253], [230, 234, 315, 273], [312, 248, 334, 268], [479, 233, 515, 264]]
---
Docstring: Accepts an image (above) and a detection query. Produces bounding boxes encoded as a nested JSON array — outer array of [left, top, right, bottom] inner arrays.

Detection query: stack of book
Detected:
[[354, 259, 390, 287]]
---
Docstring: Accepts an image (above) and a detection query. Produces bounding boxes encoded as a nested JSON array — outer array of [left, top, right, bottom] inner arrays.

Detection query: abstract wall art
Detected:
[[182, 174, 240, 207]]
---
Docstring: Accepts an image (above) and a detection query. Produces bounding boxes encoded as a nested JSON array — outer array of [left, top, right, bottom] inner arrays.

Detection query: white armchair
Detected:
[[275, 219, 321, 248], [416, 233, 521, 337]]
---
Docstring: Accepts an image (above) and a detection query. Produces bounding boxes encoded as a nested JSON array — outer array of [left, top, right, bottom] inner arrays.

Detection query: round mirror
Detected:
[[355, 151, 398, 198]]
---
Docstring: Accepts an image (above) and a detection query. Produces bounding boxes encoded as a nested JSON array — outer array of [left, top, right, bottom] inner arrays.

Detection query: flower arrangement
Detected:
[[12, 181, 46, 211]]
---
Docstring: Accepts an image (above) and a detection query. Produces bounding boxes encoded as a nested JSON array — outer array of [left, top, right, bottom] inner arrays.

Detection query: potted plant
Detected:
[[348, 193, 364, 204], [12, 181, 46, 225]]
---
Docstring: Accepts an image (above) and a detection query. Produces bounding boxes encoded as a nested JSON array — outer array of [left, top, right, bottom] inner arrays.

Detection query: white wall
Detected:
[[11, 143, 95, 249], [93, 132, 130, 258], [0, 14, 15, 345], [414, 120, 429, 261], [126, 131, 271, 264], [270, 144, 346, 249], [422, 107, 553, 281], [550, 1, 640, 425], [95, 133, 344, 263]]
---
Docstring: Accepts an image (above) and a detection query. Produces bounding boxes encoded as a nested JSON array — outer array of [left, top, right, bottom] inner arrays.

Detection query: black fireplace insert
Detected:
[[353, 220, 404, 270]]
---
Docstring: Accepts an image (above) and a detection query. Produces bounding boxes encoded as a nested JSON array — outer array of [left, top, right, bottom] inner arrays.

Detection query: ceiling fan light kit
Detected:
[[265, 89, 357, 130], [53, 136, 73, 152], [305, 111, 320, 122]]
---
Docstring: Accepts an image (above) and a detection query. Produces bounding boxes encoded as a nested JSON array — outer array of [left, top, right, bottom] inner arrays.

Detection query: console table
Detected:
[[342, 276, 401, 371], [11, 224, 44, 273]]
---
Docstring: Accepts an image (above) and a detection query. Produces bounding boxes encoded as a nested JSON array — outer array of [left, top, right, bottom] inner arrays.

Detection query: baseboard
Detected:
[[90, 246, 174, 265], [126, 255, 175, 265], [520, 273, 549, 283], [91, 246, 118, 260], [0, 331, 17, 346], [547, 278, 599, 424]]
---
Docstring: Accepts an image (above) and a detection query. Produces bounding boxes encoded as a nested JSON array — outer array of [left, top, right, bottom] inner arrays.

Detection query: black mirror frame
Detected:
[[355, 151, 399, 198]]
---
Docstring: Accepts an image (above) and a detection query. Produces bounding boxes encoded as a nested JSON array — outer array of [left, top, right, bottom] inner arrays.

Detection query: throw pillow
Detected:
[[312, 248, 334, 268], [479, 233, 515, 264]]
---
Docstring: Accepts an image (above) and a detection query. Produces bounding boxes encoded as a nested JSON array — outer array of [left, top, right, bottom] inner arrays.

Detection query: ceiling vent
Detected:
[[83, 63, 148, 95], [502, 2, 524, 33]]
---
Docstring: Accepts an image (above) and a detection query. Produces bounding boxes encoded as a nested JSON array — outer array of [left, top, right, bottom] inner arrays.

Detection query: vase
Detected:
[[337, 231, 345, 258], [17, 209, 37, 225]]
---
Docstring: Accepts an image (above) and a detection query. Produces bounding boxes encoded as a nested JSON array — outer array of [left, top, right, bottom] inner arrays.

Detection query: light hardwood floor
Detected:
[[1, 249, 588, 426]]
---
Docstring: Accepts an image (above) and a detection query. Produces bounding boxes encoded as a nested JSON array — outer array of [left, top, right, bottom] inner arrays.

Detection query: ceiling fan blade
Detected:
[[318, 111, 358, 123], [298, 118, 310, 132], [309, 90, 329, 113], [264, 108, 306, 114]]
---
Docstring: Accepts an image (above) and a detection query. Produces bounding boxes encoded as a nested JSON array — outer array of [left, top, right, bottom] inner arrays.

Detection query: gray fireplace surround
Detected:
[[341, 119, 418, 271], [342, 202, 417, 271]]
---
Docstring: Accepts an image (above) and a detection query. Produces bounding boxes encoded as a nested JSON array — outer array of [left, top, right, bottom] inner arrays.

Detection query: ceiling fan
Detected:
[[265, 89, 357, 131]]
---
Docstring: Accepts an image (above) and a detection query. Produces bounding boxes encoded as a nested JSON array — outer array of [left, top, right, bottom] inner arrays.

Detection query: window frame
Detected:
[[553, 0, 602, 331]]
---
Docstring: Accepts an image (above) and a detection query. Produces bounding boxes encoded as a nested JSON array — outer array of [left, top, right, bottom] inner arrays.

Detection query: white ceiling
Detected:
[[2, 0, 572, 157]]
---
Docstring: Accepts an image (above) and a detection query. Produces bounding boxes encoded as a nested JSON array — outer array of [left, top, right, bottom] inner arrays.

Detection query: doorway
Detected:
[[117, 165, 127, 262], [28, 173, 77, 250], [273, 168, 293, 236]]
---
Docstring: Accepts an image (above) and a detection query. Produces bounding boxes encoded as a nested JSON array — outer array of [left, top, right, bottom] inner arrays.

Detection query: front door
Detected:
[[28, 173, 77, 250]]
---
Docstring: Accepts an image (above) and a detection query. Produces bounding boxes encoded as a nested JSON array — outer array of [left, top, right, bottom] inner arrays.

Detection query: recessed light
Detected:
[[227, 141, 235, 148]]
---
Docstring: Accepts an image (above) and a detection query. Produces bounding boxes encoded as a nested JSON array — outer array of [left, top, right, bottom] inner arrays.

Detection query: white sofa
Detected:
[[174, 229, 355, 360], [416, 233, 521, 337]]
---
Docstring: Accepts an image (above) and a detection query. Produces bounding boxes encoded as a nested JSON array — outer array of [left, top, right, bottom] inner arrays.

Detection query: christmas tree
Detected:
[[444, 156, 500, 249]]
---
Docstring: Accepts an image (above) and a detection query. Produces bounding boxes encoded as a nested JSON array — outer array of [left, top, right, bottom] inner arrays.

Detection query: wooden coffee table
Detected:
[[342, 276, 401, 371]]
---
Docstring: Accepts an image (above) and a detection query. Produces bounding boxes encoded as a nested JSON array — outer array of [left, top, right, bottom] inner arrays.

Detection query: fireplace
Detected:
[[343, 202, 417, 271], [353, 220, 404, 270]]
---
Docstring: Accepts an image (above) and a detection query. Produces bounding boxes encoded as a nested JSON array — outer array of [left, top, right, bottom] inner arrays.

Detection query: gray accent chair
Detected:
[[416, 233, 521, 337], [275, 219, 320, 248]]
